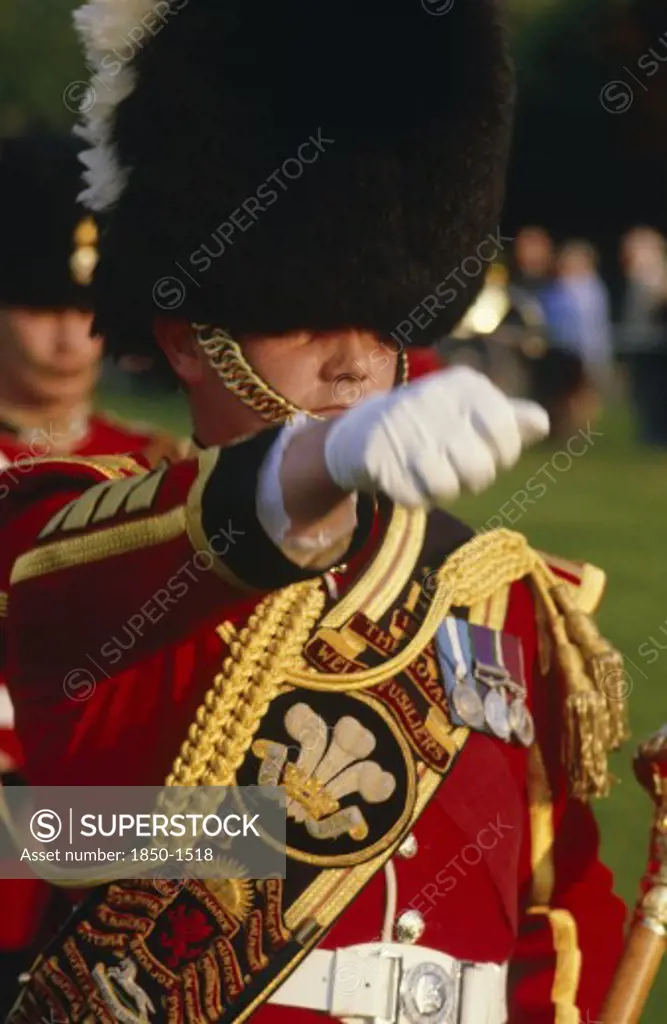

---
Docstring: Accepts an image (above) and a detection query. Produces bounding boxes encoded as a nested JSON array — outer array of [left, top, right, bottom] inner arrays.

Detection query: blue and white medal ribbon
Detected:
[[436, 617, 485, 729]]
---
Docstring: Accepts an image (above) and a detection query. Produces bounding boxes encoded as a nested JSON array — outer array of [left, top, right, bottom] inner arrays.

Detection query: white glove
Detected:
[[324, 366, 549, 508]]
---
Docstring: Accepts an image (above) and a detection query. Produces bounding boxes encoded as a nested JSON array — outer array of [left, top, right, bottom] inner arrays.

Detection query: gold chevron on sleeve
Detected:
[[38, 498, 78, 539], [56, 480, 116, 532], [12, 507, 187, 583], [36, 456, 149, 539], [124, 468, 166, 513], [39, 481, 112, 538], [90, 476, 145, 522], [38, 468, 166, 538]]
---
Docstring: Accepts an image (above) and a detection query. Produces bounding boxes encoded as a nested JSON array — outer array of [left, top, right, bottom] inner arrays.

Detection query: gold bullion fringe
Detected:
[[563, 691, 611, 800], [531, 566, 628, 799], [551, 582, 630, 751]]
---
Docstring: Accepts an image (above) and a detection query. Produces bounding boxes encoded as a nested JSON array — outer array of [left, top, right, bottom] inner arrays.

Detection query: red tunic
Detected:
[[0, 412, 184, 764], [0, 447, 625, 1021], [0, 414, 185, 968]]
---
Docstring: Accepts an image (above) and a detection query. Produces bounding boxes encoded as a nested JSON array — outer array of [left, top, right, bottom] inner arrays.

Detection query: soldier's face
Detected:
[[159, 322, 399, 441], [0, 307, 102, 405], [240, 330, 399, 418]]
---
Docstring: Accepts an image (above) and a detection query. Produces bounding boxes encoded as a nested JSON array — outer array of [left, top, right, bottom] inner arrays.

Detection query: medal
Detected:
[[508, 699, 535, 747], [484, 688, 511, 740], [452, 671, 486, 729], [500, 631, 534, 746], [436, 617, 486, 728], [448, 618, 486, 728], [470, 624, 511, 742]]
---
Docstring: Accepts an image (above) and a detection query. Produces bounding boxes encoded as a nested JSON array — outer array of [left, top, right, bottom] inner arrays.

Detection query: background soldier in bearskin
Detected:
[[0, 132, 184, 1016], [0, 133, 183, 472], [2, 2, 628, 1022]]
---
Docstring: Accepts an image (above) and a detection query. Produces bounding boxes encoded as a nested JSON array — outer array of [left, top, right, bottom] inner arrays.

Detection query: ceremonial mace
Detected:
[[600, 726, 667, 1023]]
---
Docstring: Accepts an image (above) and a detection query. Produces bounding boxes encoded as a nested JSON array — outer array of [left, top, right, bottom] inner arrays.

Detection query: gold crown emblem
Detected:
[[282, 761, 340, 820]]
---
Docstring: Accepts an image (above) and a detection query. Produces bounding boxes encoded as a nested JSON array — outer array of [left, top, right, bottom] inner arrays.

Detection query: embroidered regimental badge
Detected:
[[237, 690, 417, 867]]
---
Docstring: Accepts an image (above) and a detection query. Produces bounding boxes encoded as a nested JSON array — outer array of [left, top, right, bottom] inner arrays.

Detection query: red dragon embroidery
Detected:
[[159, 905, 214, 968]]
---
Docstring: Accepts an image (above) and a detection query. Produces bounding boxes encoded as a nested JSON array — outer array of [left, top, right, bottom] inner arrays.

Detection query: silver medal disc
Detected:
[[508, 699, 536, 747], [484, 689, 511, 741], [452, 681, 485, 729]]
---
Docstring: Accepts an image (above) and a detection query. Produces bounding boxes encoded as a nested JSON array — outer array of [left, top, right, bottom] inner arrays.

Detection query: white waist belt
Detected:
[[269, 942, 508, 1024]]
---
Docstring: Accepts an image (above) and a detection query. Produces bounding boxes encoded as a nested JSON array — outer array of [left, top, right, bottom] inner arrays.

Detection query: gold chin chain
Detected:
[[193, 323, 315, 426], [192, 322, 409, 426]]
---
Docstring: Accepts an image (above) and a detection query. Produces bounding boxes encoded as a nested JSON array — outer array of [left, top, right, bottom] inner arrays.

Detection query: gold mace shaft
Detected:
[[600, 726, 667, 1022], [599, 920, 666, 1023]]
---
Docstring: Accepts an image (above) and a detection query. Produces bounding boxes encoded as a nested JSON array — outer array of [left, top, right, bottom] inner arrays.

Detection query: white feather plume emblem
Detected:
[[73, 0, 184, 211]]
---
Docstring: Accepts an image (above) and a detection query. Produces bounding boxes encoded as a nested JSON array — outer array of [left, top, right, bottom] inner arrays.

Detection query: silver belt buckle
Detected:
[[398, 959, 461, 1024]]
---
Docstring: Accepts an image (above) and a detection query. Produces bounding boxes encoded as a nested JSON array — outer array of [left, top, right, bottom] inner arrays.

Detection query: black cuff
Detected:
[[189, 429, 374, 591]]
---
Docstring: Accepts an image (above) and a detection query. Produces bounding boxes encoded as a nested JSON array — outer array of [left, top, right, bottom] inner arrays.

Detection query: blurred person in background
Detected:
[[541, 240, 614, 389], [537, 240, 614, 434], [510, 230, 604, 441], [444, 257, 593, 442], [512, 225, 556, 299], [508, 227, 591, 439], [618, 226, 667, 446], [0, 134, 183, 1016]]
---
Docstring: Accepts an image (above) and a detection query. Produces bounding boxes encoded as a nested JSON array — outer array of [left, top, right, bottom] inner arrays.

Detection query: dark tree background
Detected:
[[0, 1, 83, 134], [508, 0, 667, 287], [1, 0, 665, 274]]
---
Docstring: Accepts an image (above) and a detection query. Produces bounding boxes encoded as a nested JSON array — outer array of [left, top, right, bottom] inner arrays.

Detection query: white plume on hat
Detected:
[[73, 0, 179, 211]]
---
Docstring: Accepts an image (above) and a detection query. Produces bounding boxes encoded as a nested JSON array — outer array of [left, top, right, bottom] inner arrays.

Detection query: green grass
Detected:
[[102, 390, 666, 1020]]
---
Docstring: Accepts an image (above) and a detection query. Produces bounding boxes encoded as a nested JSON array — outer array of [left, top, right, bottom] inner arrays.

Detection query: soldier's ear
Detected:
[[154, 318, 205, 387]]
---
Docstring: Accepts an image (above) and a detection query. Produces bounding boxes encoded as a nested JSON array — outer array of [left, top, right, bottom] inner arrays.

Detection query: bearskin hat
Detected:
[[0, 134, 98, 311], [74, 0, 514, 355]]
